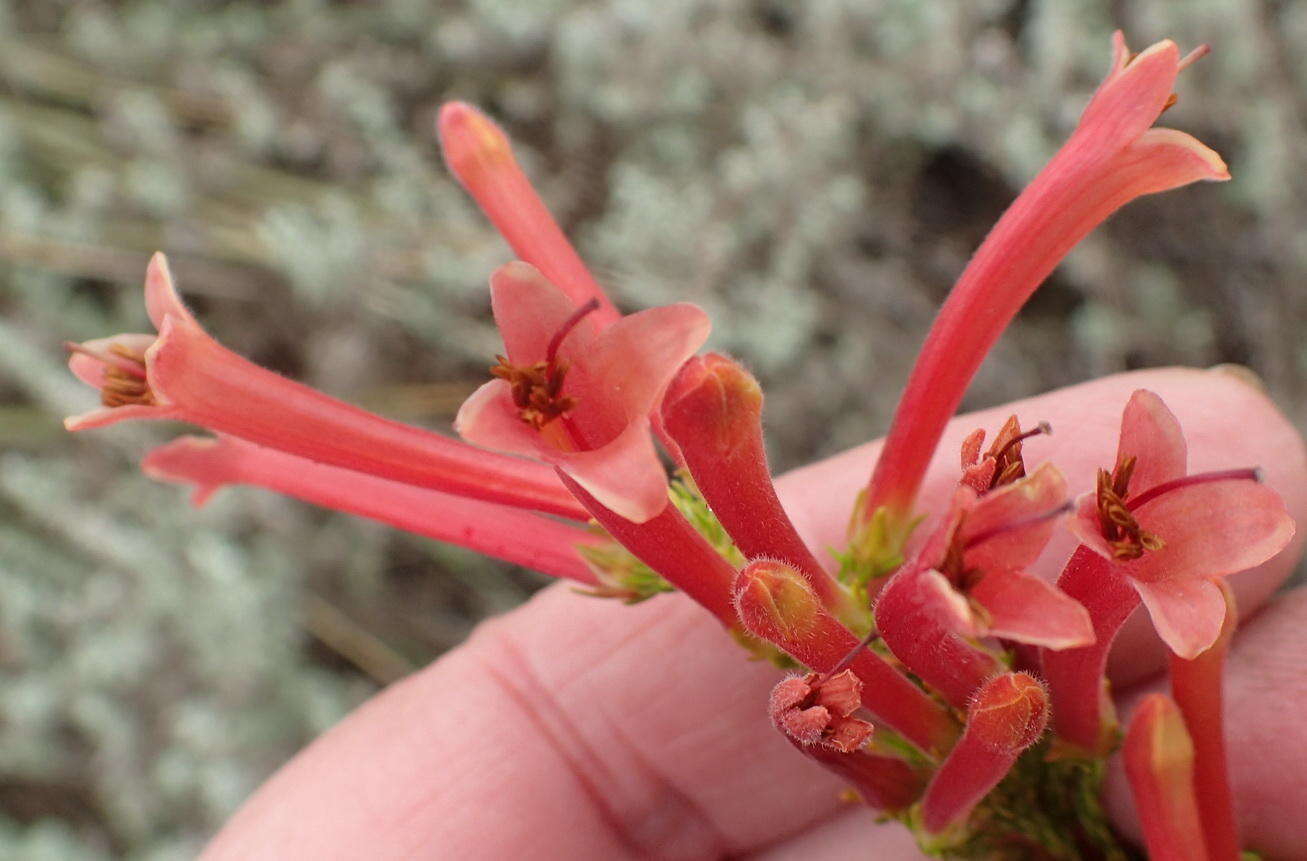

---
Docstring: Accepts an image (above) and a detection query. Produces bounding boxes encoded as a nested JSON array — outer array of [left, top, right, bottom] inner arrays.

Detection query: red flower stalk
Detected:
[[456, 261, 709, 523], [558, 472, 739, 626], [65, 253, 586, 520], [661, 353, 857, 620], [875, 463, 1089, 709], [142, 435, 603, 586], [734, 560, 958, 757], [1124, 694, 1210, 861], [864, 33, 1229, 527], [920, 672, 1049, 834], [437, 101, 622, 327], [769, 672, 924, 813], [1169, 579, 1240, 860], [1044, 390, 1292, 752]]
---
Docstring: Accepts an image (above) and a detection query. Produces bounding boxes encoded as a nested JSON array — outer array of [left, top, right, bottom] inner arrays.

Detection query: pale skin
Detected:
[[204, 368, 1307, 859]]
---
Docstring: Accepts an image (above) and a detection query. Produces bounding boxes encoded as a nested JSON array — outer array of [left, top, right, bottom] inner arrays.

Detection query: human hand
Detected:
[[204, 368, 1307, 859]]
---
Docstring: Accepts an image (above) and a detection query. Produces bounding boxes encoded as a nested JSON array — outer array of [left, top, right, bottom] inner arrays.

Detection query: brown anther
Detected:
[[1095, 457, 1164, 560], [67, 341, 154, 407], [488, 298, 600, 431], [490, 355, 577, 430], [964, 416, 1051, 492]]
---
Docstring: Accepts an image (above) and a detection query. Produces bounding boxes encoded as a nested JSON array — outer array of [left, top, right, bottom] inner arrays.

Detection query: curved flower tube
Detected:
[[65, 253, 587, 520], [864, 33, 1230, 529], [143, 435, 603, 586]]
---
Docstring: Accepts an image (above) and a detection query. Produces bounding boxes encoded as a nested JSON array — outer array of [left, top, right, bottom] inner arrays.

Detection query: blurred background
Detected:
[[2, 0, 1306, 856]]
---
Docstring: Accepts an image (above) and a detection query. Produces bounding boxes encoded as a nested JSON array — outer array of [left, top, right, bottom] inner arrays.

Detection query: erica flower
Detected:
[[902, 463, 1093, 651], [874, 453, 1090, 709], [1067, 389, 1291, 658], [65, 253, 586, 519], [454, 261, 709, 524], [1044, 389, 1293, 752], [861, 33, 1230, 551]]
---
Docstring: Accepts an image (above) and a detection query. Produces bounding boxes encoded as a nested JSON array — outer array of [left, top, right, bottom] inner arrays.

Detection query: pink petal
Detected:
[[1066, 492, 1115, 561], [913, 569, 983, 638], [67, 334, 156, 388], [489, 262, 598, 365], [144, 253, 199, 330], [1125, 479, 1295, 584], [64, 403, 171, 431], [1116, 390, 1187, 493], [1133, 577, 1227, 659], [963, 463, 1068, 572], [549, 418, 669, 523], [1076, 39, 1179, 154], [1100, 128, 1230, 200], [453, 379, 541, 459], [567, 302, 711, 446], [970, 568, 1094, 649]]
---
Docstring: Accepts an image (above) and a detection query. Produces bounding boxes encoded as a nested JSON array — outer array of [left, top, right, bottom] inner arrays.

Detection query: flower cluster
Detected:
[[64, 33, 1296, 858]]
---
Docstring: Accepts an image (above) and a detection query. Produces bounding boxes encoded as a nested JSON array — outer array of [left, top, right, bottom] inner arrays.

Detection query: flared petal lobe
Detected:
[[1116, 389, 1187, 493], [570, 303, 712, 445], [490, 262, 598, 366], [463, 261, 710, 523], [1122, 479, 1294, 584], [961, 463, 1068, 573], [968, 568, 1094, 650]]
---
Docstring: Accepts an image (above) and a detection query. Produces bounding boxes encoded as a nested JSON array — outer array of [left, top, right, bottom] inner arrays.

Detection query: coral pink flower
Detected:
[[65, 253, 586, 519], [875, 461, 1091, 709], [1065, 390, 1293, 659], [1045, 389, 1294, 753], [864, 33, 1230, 527], [455, 261, 710, 523]]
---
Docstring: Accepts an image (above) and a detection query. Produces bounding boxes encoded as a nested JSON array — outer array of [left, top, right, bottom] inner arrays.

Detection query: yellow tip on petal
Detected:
[[437, 101, 514, 174]]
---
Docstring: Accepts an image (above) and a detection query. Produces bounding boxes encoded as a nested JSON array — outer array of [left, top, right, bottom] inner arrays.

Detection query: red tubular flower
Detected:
[[769, 672, 924, 812], [437, 101, 622, 327], [661, 353, 856, 620], [1123, 695, 1210, 861], [558, 472, 740, 625], [734, 560, 958, 757], [1044, 390, 1293, 752], [65, 254, 586, 520], [875, 463, 1090, 709], [864, 33, 1230, 527], [142, 435, 603, 586], [1169, 579, 1240, 860], [455, 261, 709, 524], [920, 672, 1049, 835]]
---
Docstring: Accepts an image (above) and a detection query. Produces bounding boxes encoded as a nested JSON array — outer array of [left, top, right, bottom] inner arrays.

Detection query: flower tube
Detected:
[[864, 34, 1229, 537], [66, 254, 586, 520]]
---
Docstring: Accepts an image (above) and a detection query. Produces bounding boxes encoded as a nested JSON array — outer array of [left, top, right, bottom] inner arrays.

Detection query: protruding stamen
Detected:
[[963, 501, 1074, 551], [545, 298, 600, 366], [490, 298, 600, 431], [1177, 43, 1211, 73], [992, 420, 1051, 464], [1127, 467, 1262, 512]]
